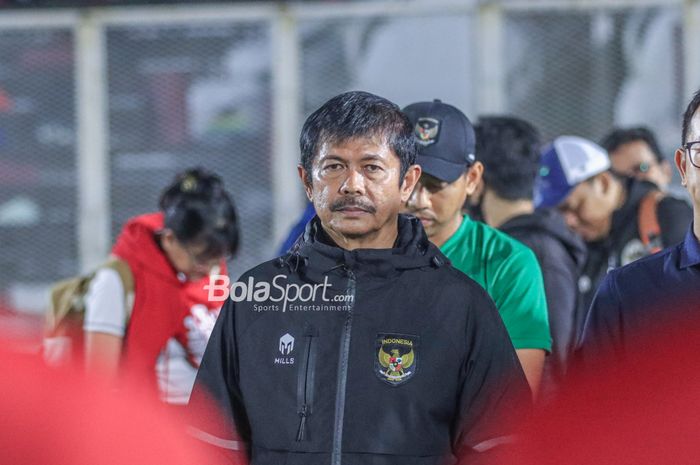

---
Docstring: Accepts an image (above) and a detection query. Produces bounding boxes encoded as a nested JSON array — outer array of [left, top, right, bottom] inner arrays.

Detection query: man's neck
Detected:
[[483, 193, 534, 228], [430, 213, 464, 248], [323, 220, 399, 250], [694, 212, 700, 243]]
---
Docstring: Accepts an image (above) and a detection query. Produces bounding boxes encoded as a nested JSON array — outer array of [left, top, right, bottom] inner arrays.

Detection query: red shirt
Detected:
[[113, 212, 226, 402]]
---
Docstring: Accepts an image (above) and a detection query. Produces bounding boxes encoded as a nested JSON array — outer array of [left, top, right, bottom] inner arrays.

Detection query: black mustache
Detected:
[[330, 197, 376, 214]]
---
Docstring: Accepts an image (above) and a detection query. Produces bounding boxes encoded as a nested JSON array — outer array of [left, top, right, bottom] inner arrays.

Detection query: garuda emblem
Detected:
[[414, 118, 440, 146], [375, 334, 418, 386]]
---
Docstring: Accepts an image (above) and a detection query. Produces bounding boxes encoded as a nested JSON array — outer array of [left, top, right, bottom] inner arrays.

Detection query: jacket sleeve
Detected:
[[187, 298, 250, 465], [539, 248, 579, 369], [453, 286, 533, 464], [574, 271, 623, 370]]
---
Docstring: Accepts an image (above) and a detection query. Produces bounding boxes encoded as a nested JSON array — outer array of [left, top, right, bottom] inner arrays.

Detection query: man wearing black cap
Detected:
[[403, 100, 551, 396]]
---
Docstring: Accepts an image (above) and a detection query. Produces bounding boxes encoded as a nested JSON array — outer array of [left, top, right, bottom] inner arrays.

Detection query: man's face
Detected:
[[676, 108, 700, 212], [404, 163, 481, 239], [610, 140, 670, 188], [299, 137, 419, 241], [558, 174, 617, 242]]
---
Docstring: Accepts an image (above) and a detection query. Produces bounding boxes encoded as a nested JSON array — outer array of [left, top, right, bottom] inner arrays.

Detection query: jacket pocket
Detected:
[[296, 323, 318, 441]]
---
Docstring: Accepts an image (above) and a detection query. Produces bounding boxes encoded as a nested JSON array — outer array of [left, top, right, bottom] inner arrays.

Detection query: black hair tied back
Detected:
[[159, 167, 240, 258]]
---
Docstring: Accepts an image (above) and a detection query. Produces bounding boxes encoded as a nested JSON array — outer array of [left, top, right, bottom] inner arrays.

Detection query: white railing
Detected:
[[0, 0, 696, 273]]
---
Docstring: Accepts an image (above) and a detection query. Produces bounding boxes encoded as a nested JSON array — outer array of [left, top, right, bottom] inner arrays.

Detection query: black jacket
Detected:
[[579, 179, 692, 318], [500, 209, 586, 399], [189, 215, 531, 465]]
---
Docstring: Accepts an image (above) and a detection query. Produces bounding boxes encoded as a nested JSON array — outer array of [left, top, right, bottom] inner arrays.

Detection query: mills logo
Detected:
[[275, 333, 295, 365]]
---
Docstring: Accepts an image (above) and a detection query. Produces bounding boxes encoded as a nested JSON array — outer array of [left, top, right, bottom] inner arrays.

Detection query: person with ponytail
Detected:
[[83, 167, 239, 405]]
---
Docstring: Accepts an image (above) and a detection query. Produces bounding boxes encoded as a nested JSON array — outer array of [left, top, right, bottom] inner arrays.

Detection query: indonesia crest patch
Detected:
[[414, 118, 440, 146], [375, 333, 419, 386]]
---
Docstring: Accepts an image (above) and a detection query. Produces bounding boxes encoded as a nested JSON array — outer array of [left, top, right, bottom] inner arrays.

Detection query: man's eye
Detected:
[[324, 163, 343, 171], [422, 182, 444, 193], [559, 203, 577, 214], [365, 165, 381, 172]]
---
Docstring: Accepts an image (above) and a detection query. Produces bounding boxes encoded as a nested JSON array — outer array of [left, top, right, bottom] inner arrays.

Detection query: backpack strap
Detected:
[[638, 190, 665, 254]]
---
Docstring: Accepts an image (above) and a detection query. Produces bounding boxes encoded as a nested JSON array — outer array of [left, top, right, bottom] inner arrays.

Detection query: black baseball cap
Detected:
[[402, 99, 476, 183]]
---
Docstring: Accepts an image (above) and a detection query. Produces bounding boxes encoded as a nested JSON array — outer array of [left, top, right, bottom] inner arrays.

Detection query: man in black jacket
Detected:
[[188, 91, 531, 465], [473, 116, 586, 402]]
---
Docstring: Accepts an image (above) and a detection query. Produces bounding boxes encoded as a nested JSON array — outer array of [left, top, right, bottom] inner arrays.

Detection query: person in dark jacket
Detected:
[[575, 89, 700, 368], [473, 116, 586, 402], [188, 91, 531, 465], [534, 135, 692, 323]]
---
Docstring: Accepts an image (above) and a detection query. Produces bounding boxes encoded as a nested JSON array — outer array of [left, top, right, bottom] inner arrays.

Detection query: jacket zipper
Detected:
[[296, 324, 317, 441], [331, 267, 356, 465]]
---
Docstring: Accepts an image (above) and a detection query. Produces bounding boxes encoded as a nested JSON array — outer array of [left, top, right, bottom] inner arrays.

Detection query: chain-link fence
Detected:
[[106, 21, 273, 275], [299, 13, 477, 116], [0, 26, 76, 335], [0, 1, 697, 343], [504, 6, 684, 152]]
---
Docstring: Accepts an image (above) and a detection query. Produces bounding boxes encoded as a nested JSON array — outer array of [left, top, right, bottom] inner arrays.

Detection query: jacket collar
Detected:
[[283, 214, 442, 279]]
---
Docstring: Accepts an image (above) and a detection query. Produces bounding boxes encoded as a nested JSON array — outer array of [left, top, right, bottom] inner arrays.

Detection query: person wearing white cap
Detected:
[[574, 90, 700, 369], [534, 135, 692, 330]]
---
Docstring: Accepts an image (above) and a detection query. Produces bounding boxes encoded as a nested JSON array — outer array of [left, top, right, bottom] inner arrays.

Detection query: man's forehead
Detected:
[[611, 140, 652, 157], [418, 172, 447, 187], [689, 108, 700, 142], [317, 136, 394, 158], [561, 182, 587, 207]]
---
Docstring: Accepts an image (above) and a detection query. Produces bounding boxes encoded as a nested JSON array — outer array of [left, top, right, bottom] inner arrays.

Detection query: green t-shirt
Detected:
[[441, 215, 551, 351]]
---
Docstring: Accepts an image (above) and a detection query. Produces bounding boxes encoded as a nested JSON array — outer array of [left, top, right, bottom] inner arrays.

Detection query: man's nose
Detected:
[[406, 184, 429, 210], [340, 168, 366, 195]]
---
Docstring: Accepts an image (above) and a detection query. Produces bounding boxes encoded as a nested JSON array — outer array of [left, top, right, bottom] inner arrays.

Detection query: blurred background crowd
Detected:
[[2, 0, 697, 351], [3, 1, 700, 463]]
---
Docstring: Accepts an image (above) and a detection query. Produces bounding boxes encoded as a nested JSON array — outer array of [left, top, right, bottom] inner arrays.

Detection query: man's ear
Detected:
[[470, 177, 485, 205], [675, 148, 688, 187], [298, 165, 314, 201], [595, 171, 613, 195], [464, 162, 484, 196], [400, 164, 422, 203]]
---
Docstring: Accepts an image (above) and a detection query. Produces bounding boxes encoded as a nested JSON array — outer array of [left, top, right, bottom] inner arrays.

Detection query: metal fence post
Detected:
[[684, 0, 700, 104], [271, 6, 304, 248], [476, 2, 506, 115], [76, 12, 110, 272]]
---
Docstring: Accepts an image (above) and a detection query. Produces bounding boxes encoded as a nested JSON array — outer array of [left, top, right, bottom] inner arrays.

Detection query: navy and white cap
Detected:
[[402, 99, 476, 183], [534, 136, 611, 208]]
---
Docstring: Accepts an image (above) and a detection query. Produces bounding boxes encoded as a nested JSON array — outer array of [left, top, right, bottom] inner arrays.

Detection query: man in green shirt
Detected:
[[403, 100, 551, 396]]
